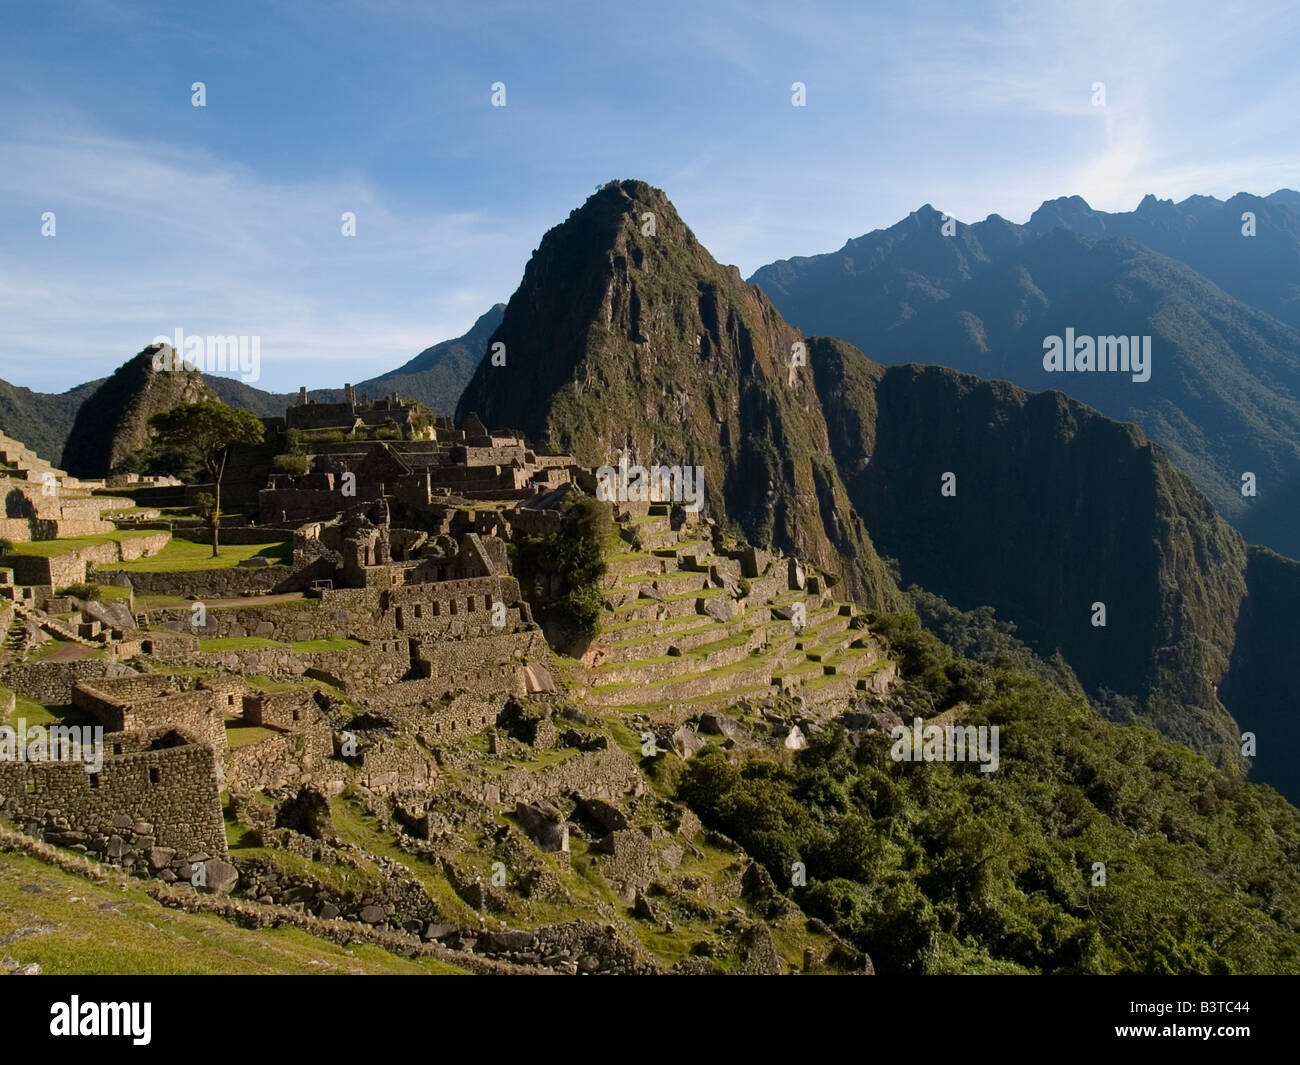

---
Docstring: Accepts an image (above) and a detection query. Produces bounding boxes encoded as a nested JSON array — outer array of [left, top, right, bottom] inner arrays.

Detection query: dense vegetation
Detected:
[[678, 611, 1300, 974], [510, 496, 610, 639]]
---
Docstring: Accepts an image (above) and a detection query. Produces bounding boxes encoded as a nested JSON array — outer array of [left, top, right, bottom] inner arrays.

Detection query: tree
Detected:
[[511, 495, 610, 639], [149, 401, 264, 556]]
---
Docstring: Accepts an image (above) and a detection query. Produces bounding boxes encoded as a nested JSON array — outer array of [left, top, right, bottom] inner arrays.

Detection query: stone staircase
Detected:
[[11, 600, 102, 648]]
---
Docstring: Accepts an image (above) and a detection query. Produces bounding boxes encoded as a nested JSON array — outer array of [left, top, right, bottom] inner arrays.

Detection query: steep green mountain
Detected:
[[751, 207, 1300, 557], [456, 180, 900, 608], [810, 336, 1252, 771], [60, 346, 212, 477], [0, 377, 103, 467], [1219, 547, 1300, 803]]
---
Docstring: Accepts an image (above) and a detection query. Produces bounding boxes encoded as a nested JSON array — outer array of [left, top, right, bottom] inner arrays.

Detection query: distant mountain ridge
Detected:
[[749, 190, 1300, 557], [0, 307, 503, 466]]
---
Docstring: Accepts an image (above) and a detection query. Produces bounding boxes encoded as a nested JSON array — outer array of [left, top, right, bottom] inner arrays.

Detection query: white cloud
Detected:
[[0, 109, 522, 392]]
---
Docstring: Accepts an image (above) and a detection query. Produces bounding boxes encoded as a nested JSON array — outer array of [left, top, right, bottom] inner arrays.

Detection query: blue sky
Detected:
[[2, 0, 1298, 393]]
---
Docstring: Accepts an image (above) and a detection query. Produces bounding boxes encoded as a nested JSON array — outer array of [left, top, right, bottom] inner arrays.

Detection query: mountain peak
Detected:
[[1027, 195, 1101, 236], [61, 345, 211, 477], [455, 181, 899, 605]]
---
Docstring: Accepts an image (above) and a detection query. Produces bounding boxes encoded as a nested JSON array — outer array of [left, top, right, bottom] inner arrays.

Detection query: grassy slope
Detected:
[[0, 851, 466, 975]]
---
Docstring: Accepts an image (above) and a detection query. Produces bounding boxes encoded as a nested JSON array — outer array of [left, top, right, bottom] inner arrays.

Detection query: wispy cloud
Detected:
[[0, 109, 530, 391]]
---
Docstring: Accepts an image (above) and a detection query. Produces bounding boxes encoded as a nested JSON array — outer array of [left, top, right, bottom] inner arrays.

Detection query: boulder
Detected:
[[671, 725, 706, 759], [702, 596, 737, 622], [202, 859, 239, 896], [577, 796, 629, 833], [698, 711, 744, 739]]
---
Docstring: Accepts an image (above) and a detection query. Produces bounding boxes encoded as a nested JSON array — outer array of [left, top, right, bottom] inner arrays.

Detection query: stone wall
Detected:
[[145, 575, 530, 648], [191, 640, 410, 691], [72, 677, 232, 756], [492, 747, 643, 806], [350, 686, 509, 744], [0, 659, 137, 705], [118, 564, 304, 598], [225, 723, 335, 793], [0, 730, 227, 864], [4, 531, 170, 586]]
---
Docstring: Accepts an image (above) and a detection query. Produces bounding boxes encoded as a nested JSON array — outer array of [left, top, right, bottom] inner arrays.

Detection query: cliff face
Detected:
[[61, 347, 210, 478], [811, 335, 1251, 770], [1220, 547, 1300, 801], [456, 180, 900, 608]]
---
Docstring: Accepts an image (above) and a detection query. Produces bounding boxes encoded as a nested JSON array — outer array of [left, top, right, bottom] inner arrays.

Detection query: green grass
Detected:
[[0, 851, 466, 974], [2, 529, 164, 558], [90, 583, 132, 602], [327, 796, 480, 926], [225, 722, 281, 749], [4, 695, 59, 726], [25, 639, 76, 661], [96, 538, 291, 573]]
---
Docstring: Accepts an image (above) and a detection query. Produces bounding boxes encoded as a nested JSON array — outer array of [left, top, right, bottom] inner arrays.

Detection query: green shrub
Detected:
[[272, 452, 312, 475], [56, 582, 96, 601]]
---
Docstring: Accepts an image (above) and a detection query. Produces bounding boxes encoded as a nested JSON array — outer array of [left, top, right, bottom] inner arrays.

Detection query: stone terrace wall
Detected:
[[147, 577, 526, 645], [150, 597, 347, 642], [225, 723, 334, 793], [0, 660, 137, 705], [353, 689, 509, 748], [0, 732, 227, 860], [491, 747, 643, 806], [118, 564, 305, 598], [416, 628, 548, 680], [6, 531, 170, 586], [191, 640, 410, 691]]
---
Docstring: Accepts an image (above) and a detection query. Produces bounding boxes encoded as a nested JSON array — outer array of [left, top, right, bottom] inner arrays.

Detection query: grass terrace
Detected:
[[1, 529, 164, 558], [97, 538, 291, 572]]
